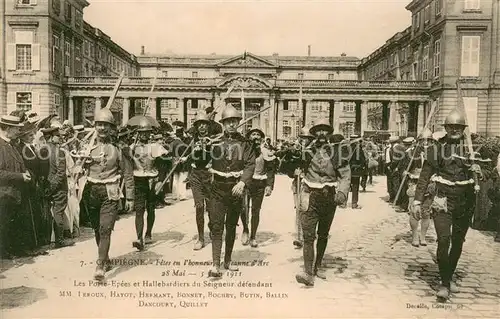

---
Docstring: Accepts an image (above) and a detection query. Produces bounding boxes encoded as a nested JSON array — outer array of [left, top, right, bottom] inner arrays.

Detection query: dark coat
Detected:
[[0, 138, 26, 204]]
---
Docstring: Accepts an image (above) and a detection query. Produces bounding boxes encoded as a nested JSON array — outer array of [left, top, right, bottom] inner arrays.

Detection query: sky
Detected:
[[84, 0, 411, 59]]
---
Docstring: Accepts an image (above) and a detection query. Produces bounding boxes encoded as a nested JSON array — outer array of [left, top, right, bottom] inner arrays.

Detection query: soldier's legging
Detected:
[[189, 168, 212, 239], [82, 183, 118, 266], [209, 179, 242, 267], [433, 185, 475, 287], [301, 185, 337, 275], [240, 179, 266, 239], [134, 177, 156, 240], [292, 178, 303, 242]]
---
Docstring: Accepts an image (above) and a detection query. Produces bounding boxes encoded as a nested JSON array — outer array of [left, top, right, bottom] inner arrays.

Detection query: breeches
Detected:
[[300, 185, 337, 244], [209, 181, 242, 236], [82, 183, 118, 238], [189, 169, 212, 211]]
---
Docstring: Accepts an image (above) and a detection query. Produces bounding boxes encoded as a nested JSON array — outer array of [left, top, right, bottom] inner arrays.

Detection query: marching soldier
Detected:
[[343, 134, 366, 209], [412, 109, 490, 299], [170, 121, 190, 201], [394, 137, 416, 212], [78, 109, 134, 281], [206, 104, 256, 277], [131, 120, 169, 250], [240, 127, 276, 248], [278, 126, 315, 249], [40, 126, 75, 248], [290, 118, 351, 287], [187, 113, 215, 250], [386, 136, 403, 203], [405, 130, 434, 247]]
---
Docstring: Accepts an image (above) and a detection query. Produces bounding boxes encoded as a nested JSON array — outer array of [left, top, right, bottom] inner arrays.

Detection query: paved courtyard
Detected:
[[1, 175, 499, 318]]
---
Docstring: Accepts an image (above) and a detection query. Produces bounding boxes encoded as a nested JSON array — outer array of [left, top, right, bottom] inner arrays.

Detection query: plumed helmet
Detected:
[[420, 128, 433, 140], [220, 104, 242, 122], [193, 113, 210, 126], [94, 108, 116, 125], [246, 127, 265, 138], [444, 109, 467, 126], [299, 126, 314, 138], [309, 118, 333, 135]]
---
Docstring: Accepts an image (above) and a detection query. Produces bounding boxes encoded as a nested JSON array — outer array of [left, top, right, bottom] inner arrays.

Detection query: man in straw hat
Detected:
[[0, 115, 34, 257], [287, 118, 351, 287], [239, 126, 276, 248], [206, 104, 256, 277], [412, 109, 491, 300]]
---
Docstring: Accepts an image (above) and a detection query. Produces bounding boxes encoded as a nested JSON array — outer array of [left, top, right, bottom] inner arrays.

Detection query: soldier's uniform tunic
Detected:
[[208, 132, 255, 270], [81, 141, 134, 270], [414, 137, 490, 290], [240, 144, 276, 245]]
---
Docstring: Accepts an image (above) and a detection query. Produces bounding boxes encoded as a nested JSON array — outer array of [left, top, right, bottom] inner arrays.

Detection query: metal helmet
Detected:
[[136, 117, 153, 132], [193, 113, 210, 126], [309, 118, 333, 135], [220, 104, 242, 122], [420, 128, 433, 140], [444, 109, 467, 126], [246, 127, 265, 138], [94, 109, 115, 125], [299, 126, 314, 138]]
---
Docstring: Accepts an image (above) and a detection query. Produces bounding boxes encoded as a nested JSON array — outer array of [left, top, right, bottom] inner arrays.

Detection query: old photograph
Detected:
[[1, 0, 499, 318]]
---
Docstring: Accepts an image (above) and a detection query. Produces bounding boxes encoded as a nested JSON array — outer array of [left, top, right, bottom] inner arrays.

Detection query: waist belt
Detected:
[[87, 175, 121, 184], [303, 179, 338, 189], [252, 174, 267, 180], [133, 170, 158, 177], [430, 175, 474, 186], [209, 168, 243, 178]]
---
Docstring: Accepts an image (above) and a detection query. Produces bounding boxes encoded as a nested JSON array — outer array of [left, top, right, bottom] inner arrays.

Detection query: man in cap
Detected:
[[186, 113, 216, 250], [40, 126, 75, 248], [78, 108, 134, 281], [0, 115, 35, 257], [130, 118, 169, 250], [288, 118, 351, 286], [394, 136, 417, 212], [342, 134, 366, 209], [405, 129, 434, 247], [385, 136, 402, 203], [413, 109, 491, 300], [240, 127, 276, 247], [206, 104, 256, 277]]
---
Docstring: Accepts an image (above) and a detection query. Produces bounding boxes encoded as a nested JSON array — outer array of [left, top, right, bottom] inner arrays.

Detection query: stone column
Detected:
[[122, 97, 130, 126], [361, 100, 368, 136], [178, 98, 185, 122], [417, 101, 425, 135], [333, 100, 342, 133], [269, 97, 276, 142], [381, 101, 389, 130], [94, 96, 102, 118], [277, 100, 284, 140], [328, 100, 335, 127], [389, 100, 398, 135], [354, 101, 362, 135], [148, 97, 157, 119], [260, 99, 268, 135], [68, 96, 74, 125]]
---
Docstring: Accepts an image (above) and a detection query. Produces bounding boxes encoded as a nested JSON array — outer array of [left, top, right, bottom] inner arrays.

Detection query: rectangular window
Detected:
[[192, 71, 198, 78], [435, 0, 443, 16], [162, 71, 168, 77], [54, 93, 61, 108], [424, 5, 431, 24], [422, 44, 429, 80], [18, 0, 35, 5], [52, 34, 60, 72], [83, 41, 89, 56], [53, 0, 61, 15], [401, 47, 406, 62], [342, 102, 355, 113], [65, 41, 71, 68], [283, 101, 289, 111], [461, 35, 480, 77], [433, 39, 441, 78], [65, 1, 72, 23], [328, 74, 334, 80], [464, 0, 480, 10], [75, 10, 83, 31], [16, 92, 32, 112], [16, 45, 32, 70], [297, 73, 304, 80], [462, 97, 478, 133]]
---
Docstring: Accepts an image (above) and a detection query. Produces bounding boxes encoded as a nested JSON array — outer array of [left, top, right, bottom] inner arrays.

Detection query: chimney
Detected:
[[140, 46, 145, 55], [308, 45, 311, 57]]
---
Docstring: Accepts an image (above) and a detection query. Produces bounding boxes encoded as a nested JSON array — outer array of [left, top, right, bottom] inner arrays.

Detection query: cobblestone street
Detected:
[[1, 175, 499, 318]]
